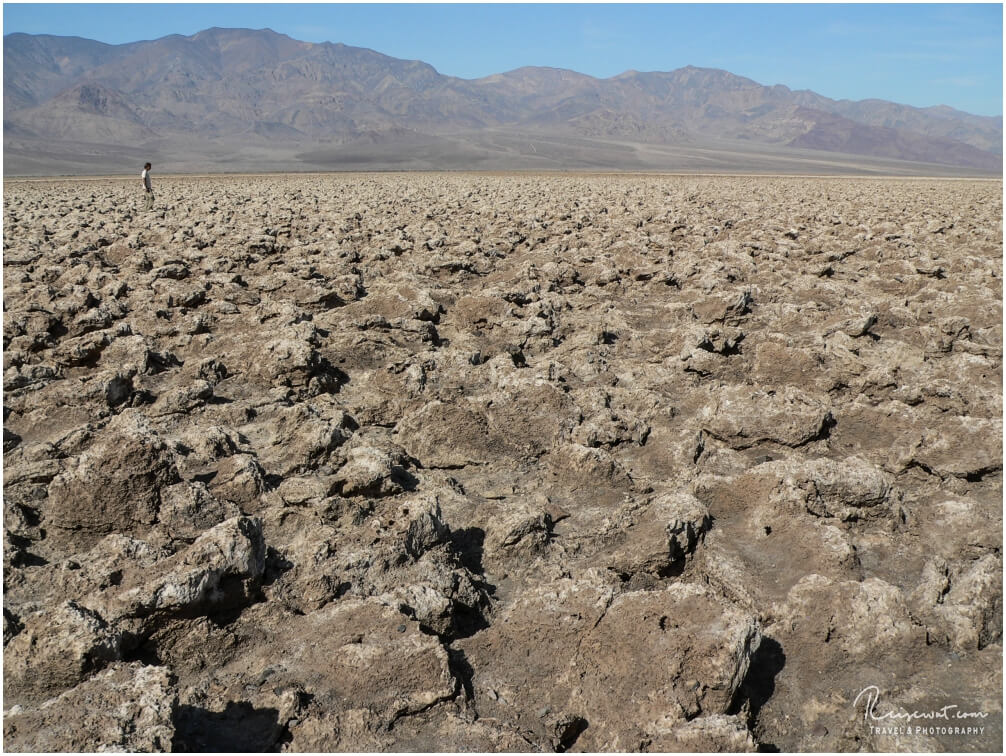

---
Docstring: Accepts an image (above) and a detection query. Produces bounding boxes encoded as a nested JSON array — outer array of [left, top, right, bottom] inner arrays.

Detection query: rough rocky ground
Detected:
[[2, 173, 1002, 752]]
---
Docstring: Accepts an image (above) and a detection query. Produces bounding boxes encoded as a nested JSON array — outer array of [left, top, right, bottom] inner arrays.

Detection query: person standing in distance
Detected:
[[141, 162, 154, 211]]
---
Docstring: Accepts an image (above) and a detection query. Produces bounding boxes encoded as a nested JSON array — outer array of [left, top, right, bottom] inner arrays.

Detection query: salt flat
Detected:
[[3, 174, 1002, 751]]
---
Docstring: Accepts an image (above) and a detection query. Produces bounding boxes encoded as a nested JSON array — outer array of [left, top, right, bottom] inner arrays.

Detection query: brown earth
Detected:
[[2, 173, 1002, 752]]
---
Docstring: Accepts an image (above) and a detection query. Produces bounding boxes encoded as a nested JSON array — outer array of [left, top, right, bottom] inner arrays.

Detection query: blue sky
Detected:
[[3, 3, 1002, 116]]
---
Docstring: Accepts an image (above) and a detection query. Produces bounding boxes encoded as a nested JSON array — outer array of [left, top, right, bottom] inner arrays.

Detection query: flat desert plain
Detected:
[[3, 173, 1003, 752]]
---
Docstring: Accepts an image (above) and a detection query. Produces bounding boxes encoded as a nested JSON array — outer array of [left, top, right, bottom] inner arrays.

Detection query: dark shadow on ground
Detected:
[[728, 635, 786, 751], [172, 701, 283, 752]]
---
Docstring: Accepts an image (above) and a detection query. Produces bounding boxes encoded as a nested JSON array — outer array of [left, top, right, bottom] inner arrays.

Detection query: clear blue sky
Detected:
[[3, 2, 1002, 116]]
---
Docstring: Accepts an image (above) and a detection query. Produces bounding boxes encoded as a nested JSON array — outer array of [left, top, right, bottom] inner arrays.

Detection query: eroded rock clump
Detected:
[[3, 174, 1002, 751]]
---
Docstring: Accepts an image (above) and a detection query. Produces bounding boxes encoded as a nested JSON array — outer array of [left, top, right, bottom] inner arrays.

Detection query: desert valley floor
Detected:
[[3, 173, 1003, 752]]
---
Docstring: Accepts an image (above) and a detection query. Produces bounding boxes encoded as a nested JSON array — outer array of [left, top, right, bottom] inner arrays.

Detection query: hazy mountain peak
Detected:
[[3, 27, 1001, 175]]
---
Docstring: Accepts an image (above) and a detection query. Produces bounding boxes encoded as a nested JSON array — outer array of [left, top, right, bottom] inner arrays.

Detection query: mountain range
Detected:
[[3, 27, 1002, 176]]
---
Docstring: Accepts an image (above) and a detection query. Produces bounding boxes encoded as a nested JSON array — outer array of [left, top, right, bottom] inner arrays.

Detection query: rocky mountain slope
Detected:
[[3, 173, 1002, 751], [3, 28, 1002, 174]]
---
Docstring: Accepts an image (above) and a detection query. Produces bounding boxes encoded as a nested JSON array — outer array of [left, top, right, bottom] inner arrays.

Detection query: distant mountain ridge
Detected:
[[3, 27, 1002, 175]]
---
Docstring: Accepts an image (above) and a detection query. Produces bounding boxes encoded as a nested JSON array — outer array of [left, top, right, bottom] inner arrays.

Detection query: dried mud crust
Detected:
[[3, 173, 1002, 752]]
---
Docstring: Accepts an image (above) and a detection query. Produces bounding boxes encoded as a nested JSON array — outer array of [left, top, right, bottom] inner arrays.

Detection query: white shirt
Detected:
[[142, 168, 152, 191]]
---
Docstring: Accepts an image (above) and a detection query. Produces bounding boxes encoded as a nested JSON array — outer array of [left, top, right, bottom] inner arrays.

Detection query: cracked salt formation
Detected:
[[3, 173, 1002, 751]]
